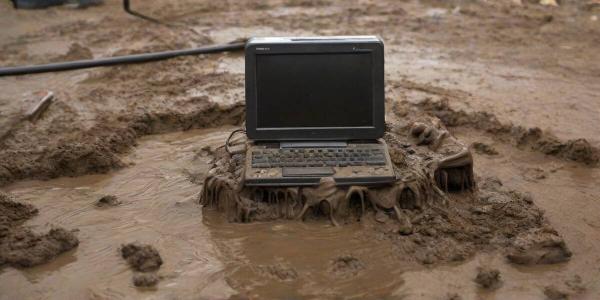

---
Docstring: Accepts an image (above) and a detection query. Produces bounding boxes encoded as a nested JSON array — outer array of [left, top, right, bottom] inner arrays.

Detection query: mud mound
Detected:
[[1, 192, 79, 268], [120, 243, 163, 272], [120, 243, 163, 288], [372, 176, 570, 266], [0, 192, 38, 223], [507, 227, 572, 265], [474, 267, 501, 289], [412, 99, 600, 165], [0, 102, 244, 187], [199, 119, 569, 266]]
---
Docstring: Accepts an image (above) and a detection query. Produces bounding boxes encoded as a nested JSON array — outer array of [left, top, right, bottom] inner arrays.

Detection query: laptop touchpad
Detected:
[[282, 167, 335, 177]]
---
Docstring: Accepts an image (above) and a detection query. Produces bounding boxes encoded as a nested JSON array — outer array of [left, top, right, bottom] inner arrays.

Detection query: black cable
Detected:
[[123, 0, 161, 23], [0, 41, 246, 77], [225, 128, 247, 155]]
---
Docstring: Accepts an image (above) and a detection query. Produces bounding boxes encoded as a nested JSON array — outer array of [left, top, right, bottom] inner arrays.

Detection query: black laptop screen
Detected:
[[255, 53, 373, 129]]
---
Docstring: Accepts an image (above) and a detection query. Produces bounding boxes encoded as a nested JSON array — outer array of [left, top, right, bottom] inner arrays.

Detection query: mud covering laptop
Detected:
[[244, 36, 395, 186]]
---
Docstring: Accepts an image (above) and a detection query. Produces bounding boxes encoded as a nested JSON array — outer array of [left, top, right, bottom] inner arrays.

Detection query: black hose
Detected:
[[123, 0, 161, 23], [0, 41, 246, 77]]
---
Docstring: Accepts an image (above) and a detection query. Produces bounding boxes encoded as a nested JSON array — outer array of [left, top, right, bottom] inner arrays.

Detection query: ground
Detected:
[[0, 0, 599, 299]]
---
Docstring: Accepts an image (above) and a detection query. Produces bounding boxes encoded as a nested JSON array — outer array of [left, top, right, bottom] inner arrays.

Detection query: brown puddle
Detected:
[[1, 126, 600, 299]]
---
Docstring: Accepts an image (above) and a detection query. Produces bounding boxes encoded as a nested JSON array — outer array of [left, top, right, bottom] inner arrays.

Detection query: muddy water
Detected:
[[0, 128, 235, 299], [2, 126, 600, 299]]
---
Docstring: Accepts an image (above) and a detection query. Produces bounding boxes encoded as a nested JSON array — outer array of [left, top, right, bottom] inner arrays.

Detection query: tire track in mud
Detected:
[[391, 79, 600, 166]]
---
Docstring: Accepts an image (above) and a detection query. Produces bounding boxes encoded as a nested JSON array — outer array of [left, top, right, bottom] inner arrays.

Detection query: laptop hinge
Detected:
[[280, 141, 347, 148]]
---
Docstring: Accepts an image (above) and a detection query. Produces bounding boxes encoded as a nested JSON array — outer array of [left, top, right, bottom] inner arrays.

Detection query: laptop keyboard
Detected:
[[251, 147, 387, 168]]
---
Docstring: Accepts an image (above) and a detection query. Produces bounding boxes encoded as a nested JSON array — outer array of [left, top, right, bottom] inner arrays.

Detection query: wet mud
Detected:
[[0, 192, 78, 268], [1, 0, 600, 298], [200, 119, 570, 268], [412, 98, 600, 165], [474, 267, 501, 290]]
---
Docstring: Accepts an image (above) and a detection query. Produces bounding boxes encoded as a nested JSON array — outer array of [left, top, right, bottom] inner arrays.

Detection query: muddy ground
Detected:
[[1, 0, 600, 299]]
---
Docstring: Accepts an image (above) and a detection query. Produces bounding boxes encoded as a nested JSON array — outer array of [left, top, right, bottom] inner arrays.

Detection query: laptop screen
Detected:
[[255, 53, 373, 129]]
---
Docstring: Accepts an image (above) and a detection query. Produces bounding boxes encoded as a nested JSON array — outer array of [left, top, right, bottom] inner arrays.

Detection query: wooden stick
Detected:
[[26, 91, 54, 122]]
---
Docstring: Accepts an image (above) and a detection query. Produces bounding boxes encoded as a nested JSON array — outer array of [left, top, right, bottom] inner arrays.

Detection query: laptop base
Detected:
[[244, 139, 396, 187]]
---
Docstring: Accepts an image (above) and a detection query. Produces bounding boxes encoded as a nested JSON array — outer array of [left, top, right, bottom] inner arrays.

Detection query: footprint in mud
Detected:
[[329, 255, 364, 278], [120, 242, 163, 287]]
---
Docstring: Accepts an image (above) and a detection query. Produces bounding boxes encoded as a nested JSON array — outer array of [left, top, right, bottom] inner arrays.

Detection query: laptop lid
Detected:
[[245, 36, 385, 141]]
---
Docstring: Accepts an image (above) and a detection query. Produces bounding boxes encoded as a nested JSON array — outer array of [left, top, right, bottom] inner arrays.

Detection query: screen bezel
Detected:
[[245, 39, 384, 141]]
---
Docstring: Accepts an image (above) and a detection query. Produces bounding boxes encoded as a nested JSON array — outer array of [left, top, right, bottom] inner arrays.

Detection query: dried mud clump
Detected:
[[0, 192, 79, 268], [120, 243, 163, 272], [474, 267, 501, 289], [506, 228, 572, 265], [95, 194, 121, 208], [120, 242, 163, 287]]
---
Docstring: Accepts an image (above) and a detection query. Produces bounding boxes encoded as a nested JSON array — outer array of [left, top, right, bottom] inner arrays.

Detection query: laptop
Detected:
[[243, 36, 395, 186]]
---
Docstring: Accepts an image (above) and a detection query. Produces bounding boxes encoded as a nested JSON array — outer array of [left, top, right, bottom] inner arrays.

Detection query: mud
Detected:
[[257, 262, 299, 282], [0, 192, 78, 268], [329, 255, 364, 278], [0, 102, 244, 186], [544, 285, 569, 300], [471, 142, 499, 156], [1, 0, 600, 298], [120, 242, 163, 272], [94, 194, 120, 207], [132, 273, 160, 288], [413, 98, 600, 165], [200, 122, 569, 268], [474, 267, 501, 289]]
